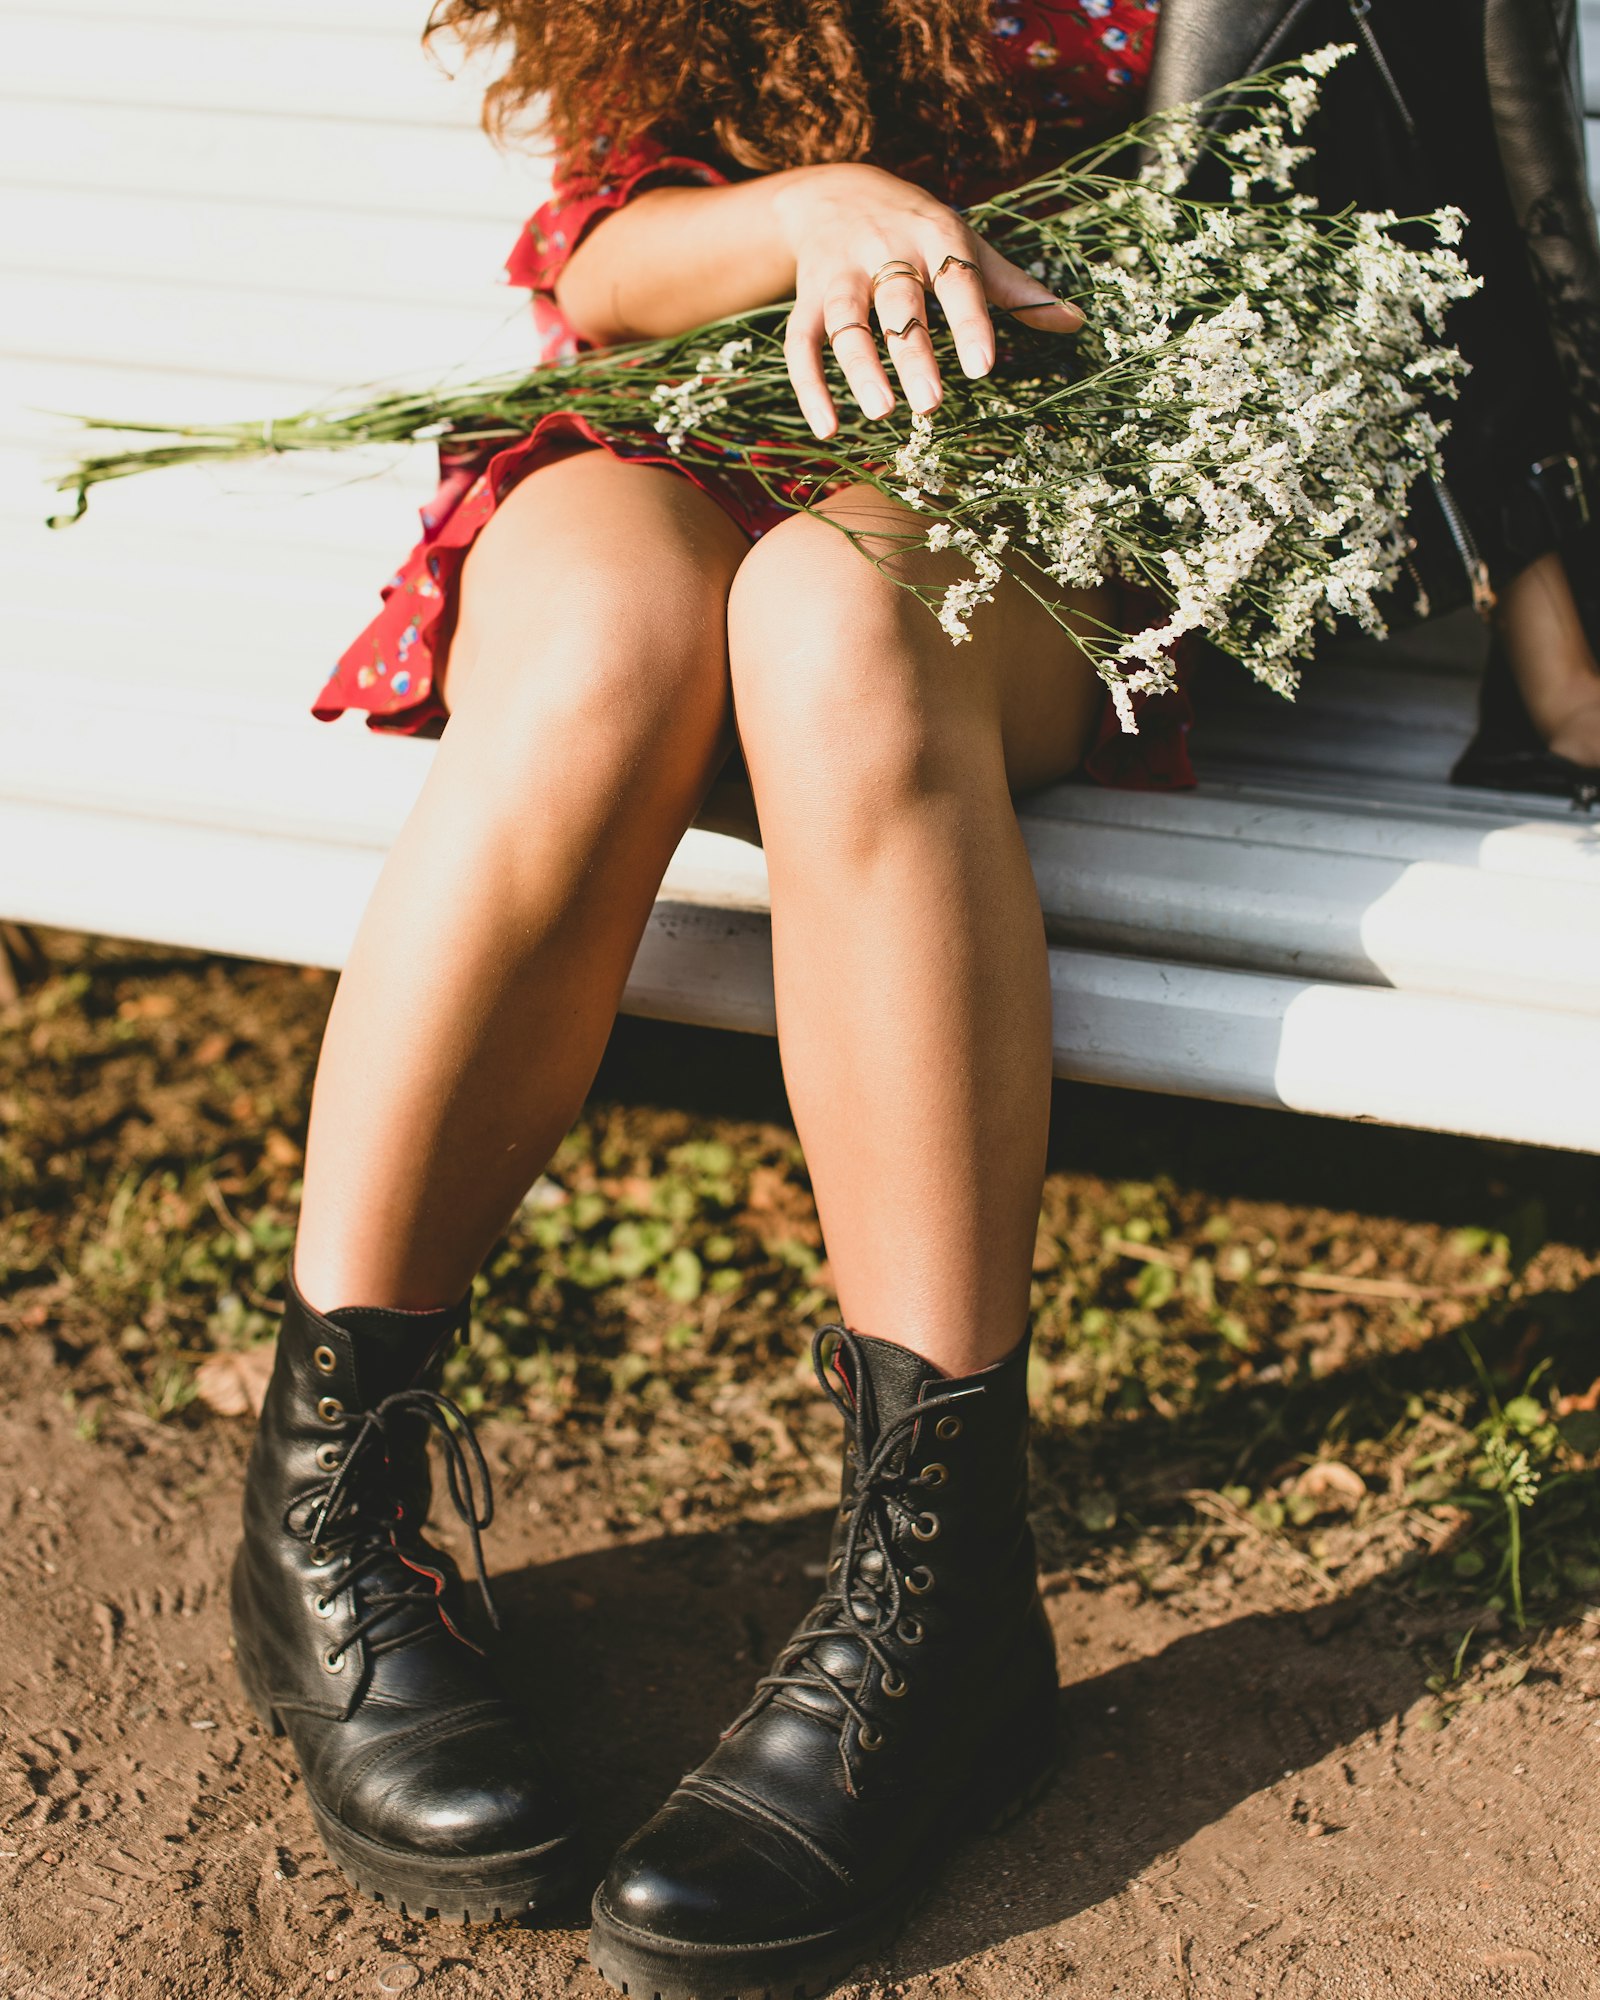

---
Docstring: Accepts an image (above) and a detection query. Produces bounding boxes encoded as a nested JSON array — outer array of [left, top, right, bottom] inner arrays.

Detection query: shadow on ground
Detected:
[[489, 1510, 1430, 1982]]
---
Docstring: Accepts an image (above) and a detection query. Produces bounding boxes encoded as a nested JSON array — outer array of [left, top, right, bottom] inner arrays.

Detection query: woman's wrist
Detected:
[[559, 169, 826, 342]]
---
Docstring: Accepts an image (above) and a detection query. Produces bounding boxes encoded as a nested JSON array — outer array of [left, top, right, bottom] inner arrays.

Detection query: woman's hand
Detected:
[[772, 162, 1083, 439]]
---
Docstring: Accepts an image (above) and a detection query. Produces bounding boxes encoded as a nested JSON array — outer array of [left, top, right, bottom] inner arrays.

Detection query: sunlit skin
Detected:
[[294, 163, 1101, 1379], [1499, 549, 1600, 764]]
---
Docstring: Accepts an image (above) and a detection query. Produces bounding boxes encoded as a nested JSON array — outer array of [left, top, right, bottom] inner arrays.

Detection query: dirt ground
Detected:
[[3, 933, 1600, 2000]]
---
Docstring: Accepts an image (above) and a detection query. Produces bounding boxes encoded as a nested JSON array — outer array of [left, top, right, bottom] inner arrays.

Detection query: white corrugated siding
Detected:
[[0, 0, 548, 709]]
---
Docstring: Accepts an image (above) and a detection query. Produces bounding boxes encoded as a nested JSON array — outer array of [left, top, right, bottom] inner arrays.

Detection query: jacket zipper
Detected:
[[1430, 475, 1497, 618], [1345, 0, 1416, 138]]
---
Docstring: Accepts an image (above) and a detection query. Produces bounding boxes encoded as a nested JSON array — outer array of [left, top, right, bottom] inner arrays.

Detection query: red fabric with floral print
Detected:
[[316, 0, 1190, 790]]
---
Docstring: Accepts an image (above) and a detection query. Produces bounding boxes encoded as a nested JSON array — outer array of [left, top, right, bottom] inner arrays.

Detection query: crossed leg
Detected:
[[1501, 549, 1600, 764]]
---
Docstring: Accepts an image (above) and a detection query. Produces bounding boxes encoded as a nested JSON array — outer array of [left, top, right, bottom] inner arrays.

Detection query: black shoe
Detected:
[[1451, 635, 1600, 806], [589, 1324, 1058, 2000], [231, 1272, 582, 1923]]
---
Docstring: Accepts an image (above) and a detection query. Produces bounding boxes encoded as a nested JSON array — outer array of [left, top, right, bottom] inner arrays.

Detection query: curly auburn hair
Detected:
[[424, 0, 1034, 186]]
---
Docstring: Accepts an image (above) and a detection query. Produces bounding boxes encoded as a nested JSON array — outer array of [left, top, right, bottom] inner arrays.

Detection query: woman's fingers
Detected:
[[973, 239, 1085, 334], [870, 261, 942, 415], [785, 222, 1083, 433], [783, 298, 841, 439], [787, 284, 898, 433], [826, 282, 897, 420], [928, 250, 996, 378]]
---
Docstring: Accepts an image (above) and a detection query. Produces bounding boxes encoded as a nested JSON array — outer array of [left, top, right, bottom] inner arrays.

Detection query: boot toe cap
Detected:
[[599, 1788, 841, 1947], [338, 1713, 575, 1860]]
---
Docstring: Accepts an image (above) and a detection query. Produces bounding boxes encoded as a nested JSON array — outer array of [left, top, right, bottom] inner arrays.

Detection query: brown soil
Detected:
[[5, 1323, 1600, 2000], [3, 933, 1600, 1999]]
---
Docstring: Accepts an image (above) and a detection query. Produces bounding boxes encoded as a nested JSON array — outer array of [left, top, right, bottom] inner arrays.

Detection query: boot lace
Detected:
[[724, 1324, 976, 1794], [297, 1385, 499, 1669]]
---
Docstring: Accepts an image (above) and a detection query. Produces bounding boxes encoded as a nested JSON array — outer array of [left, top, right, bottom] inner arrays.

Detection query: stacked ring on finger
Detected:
[[869, 258, 926, 295], [868, 260, 932, 342], [826, 321, 877, 347]]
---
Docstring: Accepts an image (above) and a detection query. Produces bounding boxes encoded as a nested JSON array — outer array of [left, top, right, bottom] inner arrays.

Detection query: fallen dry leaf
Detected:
[[263, 1129, 303, 1169], [117, 993, 177, 1022], [1293, 1460, 1368, 1514], [193, 1345, 276, 1419]]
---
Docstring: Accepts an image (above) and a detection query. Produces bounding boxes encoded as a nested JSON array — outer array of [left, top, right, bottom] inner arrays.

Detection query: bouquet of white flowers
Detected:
[[50, 46, 1477, 733]]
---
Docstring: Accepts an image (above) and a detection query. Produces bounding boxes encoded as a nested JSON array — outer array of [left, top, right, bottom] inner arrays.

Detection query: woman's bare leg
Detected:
[[1500, 549, 1600, 762], [293, 453, 747, 1312], [727, 490, 1107, 1377]]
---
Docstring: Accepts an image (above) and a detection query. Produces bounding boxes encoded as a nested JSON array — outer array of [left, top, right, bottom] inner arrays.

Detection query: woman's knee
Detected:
[[444, 454, 744, 748], [726, 506, 1001, 802]]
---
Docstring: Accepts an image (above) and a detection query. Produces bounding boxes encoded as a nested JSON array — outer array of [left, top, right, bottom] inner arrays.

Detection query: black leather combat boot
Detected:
[[590, 1323, 1058, 2000], [1451, 636, 1600, 806], [231, 1273, 581, 1922]]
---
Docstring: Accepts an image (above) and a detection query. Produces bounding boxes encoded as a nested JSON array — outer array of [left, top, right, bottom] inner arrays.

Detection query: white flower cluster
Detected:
[[893, 415, 950, 506], [650, 337, 754, 454], [923, 511, 1012, 641], [906, 48, 1478, 721]]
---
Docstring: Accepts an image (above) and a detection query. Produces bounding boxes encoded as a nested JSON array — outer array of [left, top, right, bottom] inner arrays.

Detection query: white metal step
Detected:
[[3, 788, 1596, 1154]]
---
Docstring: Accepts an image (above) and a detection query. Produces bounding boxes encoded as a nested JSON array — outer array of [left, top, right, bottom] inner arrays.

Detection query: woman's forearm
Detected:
[[554, 173, 812, 346]]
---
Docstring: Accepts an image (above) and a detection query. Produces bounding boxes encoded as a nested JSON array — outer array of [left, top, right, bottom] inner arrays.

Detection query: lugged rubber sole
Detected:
[[305, 1794, 585, 1927], [235, 1647, 585, 1925], [588, 1909, 887, 2000], [587, 1695, 1059, 2000]]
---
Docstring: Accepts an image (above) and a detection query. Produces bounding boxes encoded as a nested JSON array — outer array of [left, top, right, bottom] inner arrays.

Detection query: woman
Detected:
[[231, 6, 1167, 1996]]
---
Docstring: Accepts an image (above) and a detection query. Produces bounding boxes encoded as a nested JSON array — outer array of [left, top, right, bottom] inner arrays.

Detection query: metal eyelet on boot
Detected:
[[905, 1565, 934, 1596], [311, 1592, 338, 1619], [858, 1724, 883, 1752], [910, 1511, 940, 1541], [312, 1344, 338, 1375], [935, 1414, 962, 1441], [308, 1544, 333, 1568], [316, 1396, 345, 1425], [880, 1668, 907, 1698], [315, 1444, 343, 1473], [321, 1647, 346, 1675], [917, 1462, 948, 1488], [896, 1614, 924, 1645]]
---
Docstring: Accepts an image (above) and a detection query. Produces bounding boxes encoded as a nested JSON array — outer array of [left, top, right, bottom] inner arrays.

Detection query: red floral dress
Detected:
[[315, 0, 1190, 789]]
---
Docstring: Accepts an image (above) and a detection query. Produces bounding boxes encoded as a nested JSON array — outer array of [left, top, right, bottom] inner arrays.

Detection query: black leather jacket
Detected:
[[1145, 0, 1600, 609]]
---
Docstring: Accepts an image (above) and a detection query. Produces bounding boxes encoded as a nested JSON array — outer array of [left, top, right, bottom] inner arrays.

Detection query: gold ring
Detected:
[[826, 321, 876, 343], [933, 254, 980, 281], [869, 259, 925, 295], [883, 317, 930, 340]]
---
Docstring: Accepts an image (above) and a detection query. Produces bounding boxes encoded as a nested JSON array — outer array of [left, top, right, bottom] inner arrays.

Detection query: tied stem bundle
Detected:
[[49, 48, 1477, 731]]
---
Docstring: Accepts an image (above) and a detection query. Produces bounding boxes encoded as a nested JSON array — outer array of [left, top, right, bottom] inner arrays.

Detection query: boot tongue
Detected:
[[325, 1301, 462, 1408], [784, 1334, 948, 1718], [836, 1331, 946, 1444]]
